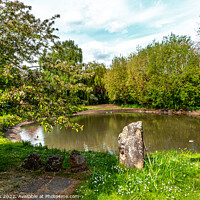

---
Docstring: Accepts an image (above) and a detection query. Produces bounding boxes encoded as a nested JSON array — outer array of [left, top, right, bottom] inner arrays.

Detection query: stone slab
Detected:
[[17, 178, 51, 193], [46, 177, 73, 193]]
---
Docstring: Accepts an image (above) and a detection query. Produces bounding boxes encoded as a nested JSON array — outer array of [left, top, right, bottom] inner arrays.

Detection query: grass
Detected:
[[83, 105, 120, 110], [82, 104, 145, 110], [0, 136, 199, 199], [120, 104, 145, 109], [76, 150, 200, 200]]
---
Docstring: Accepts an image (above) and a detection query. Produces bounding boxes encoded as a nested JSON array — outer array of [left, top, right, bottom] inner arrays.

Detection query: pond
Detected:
[[20, 113, 200, 154]]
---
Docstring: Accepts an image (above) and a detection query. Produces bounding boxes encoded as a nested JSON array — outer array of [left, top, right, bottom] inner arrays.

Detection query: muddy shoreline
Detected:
[[4, 121, 35, 142], [73, 108, 200, 117]]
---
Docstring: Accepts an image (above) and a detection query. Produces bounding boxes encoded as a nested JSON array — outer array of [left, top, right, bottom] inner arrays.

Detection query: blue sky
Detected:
[[21, 0, 200, 66]]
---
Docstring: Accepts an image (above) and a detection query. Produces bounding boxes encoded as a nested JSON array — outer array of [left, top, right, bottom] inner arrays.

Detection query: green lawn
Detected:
[[0, 136, 199, 199]]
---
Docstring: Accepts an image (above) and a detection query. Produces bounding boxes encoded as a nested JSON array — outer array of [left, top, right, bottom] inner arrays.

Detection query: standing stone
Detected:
[[118, 121, 144, 169], [21, 152, 42, 170], [45, 155, 63, 172], [69, 152, 88, 172]]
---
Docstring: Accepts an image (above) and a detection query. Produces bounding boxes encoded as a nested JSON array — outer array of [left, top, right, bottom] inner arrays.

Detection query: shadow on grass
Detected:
[[190, 157, 200, 162]]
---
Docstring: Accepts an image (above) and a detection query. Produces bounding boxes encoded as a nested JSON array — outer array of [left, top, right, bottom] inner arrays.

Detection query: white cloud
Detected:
[[21, 0, 165, 33], [81, 41, 113, 65], [19, 0, 200, 66], [80, 33, 168, 66]]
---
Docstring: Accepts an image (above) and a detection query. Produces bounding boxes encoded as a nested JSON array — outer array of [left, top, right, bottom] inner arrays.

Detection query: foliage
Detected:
[[0, 62, 93, 131], [0, 0, 93, 130], [128, 34, 200, 110], [0, 0, 59, 67], [39, 40, 83, 66], [83, 62, 109, 104], [197, 19, 200, 54], [105, 34, 200, 110], [0, 115, 22, 131], [104, 57, 130, 105]]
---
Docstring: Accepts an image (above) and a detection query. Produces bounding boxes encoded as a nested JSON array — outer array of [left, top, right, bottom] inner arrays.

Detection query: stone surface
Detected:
[[45, 155, 63, 172], [118, 121, 144, 169], [46, 177, 73, 192], [15, 177, 75, 199], [17, 177, 51, 193], [69, 152, 88, 172], [21, 152, 43, 170]]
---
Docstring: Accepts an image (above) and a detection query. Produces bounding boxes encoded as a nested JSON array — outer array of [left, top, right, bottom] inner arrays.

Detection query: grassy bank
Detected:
[[0, 136, 200, 199], [83, 104, 120, 110], [83, 104, 145, 110], [76, 150, 200, 199], [83, 103, 200, 111]]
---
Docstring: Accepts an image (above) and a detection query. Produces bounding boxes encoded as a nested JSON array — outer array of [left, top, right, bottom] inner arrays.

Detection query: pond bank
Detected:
[[74, 107, 200, 118], [4, 121, 35, 142]]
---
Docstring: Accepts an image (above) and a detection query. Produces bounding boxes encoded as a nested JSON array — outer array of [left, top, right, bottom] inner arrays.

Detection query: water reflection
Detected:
[[20, 113, 200, 153], [20, 126, 45, 146]]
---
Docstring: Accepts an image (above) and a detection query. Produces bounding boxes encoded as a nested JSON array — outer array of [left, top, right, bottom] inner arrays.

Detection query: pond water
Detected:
[[20, 113, 200, 154]]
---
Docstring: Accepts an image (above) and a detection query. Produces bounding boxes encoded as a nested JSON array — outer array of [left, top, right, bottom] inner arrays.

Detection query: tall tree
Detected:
[[197, 18, 200, 55], [0, 0, 92, 131], [104, 56, 130, 105], [0, 0, 60, 67], [82, 62, 108, 104], [1, 62, 93, 131], [40, 40, 82, 66], [127, 34, 200, 109]]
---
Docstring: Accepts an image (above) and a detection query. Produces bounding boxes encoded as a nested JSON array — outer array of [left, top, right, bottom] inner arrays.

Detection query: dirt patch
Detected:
[[75, 105, 200, 118]]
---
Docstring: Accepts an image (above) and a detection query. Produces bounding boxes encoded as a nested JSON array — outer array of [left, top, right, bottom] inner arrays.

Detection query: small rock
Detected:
[[69, 152, 88, 172], [21, 152, 42, 170], [45, 155, 63, 172]]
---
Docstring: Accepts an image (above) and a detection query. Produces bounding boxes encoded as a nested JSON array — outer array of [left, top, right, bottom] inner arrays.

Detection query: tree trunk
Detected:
[[124, 99, 127, 105]]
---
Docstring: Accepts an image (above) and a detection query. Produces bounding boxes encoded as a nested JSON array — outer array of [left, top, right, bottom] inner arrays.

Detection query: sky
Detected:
[[21, 0, 200, 66]]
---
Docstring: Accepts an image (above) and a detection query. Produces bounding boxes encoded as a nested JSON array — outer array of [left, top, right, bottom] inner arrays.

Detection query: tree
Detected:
[[0, 0, 93, 131], [0, 0, 60, 67], [1, 62, 93, 131], [197, 19, 200, 55], [82, 62, 108, 104], [104, 56, 130, 105], [126, 52, 148, 106], [40, 40, 82, 66], [127, 34, 200, 109]]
